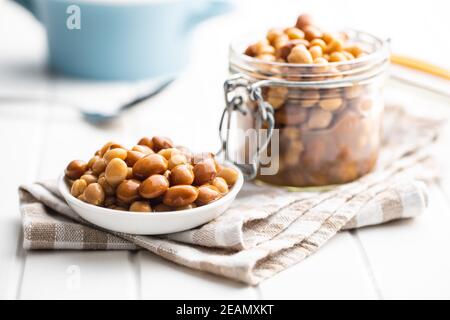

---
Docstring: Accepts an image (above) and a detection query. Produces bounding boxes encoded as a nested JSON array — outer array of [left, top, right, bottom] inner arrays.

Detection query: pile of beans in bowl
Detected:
[[65, 137, 239, 212]]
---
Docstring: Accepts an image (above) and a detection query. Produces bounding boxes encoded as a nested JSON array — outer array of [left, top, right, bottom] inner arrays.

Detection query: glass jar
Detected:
[[221, 30, 389, 187]]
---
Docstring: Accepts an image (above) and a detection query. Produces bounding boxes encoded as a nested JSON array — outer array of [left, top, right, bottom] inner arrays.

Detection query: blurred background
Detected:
[[0, 0, 449, 160]]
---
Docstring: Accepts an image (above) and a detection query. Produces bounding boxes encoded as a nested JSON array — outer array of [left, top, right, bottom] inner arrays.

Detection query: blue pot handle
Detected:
[[13, 0, 39, 20], [187, 0, 233, 29]]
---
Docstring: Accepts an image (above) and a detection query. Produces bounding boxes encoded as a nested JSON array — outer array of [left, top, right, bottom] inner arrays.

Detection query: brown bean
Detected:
[[132, 145, 154, 154], [287, 44, 313, 64], [65, 160, 87, 180], [99, 142, 123, 157], [217, 167, 239, 186], [126, 150, 145, 167], [329, 51, 346, 62], [163, 185, 198, 207], [152, 136, 173, 152], [193, 158, 217, 185], [87, 155, 100, 169], [307, 108, 333, 129], [116, 179, 141, 204], [303, 25, 322, 41], [170, 164, 195, 186], [80, 174, 97, 185], [126, 167, 133, 179], [296, 14, 313, 30], [196, 185, 222, 206], [212, 177, 229, 194], [310, 38, 327, 51], [266, 28, 284, 44], [309, 45, 323, 60], [139, 174, 169, 199], [71, 179, 87, 198], [153, 203, 172, 212], [133, 154, 168, 180], [129, 201, 152, 213], [137, 137, 154, 149], [91, 157, 107, 175], [285, 27, 305, 40], [105, 158, 128, 187], [168, 153, 188, 170], [84, 183, 105, 206], [98, 175, 115, 196], [103, 148, 127, 163], [158, 148, 181, 160], [319, 98, 343, 111]]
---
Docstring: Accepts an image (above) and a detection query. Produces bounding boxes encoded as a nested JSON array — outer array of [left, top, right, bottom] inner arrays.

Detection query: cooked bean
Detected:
[[217, 167, 239, 186], [105, 158, 128, 187], [84, 183, 105, 206], [116, 179, 141, 204], [126, 150, 145, 167], [212, 177, 229, 194], [132, 145, 154, 155], [103, 148, 127, 163], [91, 157, 107, 175], [163, 185, 198, 207], [65, 160, 87, 180], [138, 137, 154, 149], [98, 175, 115, 196], [170, 164, 194, 186], [129, 201, 152, 213], [133, 154, 168, 180], [71, 179, 87, 198], [296, 14, 313, 30], [152, 136, 173, 152], [196, 185, 222, 206], [139, 174, 169, 199], [287, 44, 313, 64], [80, 174, 97, 185], [193, 158, 217, 185]]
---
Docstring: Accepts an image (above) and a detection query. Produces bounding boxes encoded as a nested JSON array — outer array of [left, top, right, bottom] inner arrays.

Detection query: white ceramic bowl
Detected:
[[58, 163, 243, 235]]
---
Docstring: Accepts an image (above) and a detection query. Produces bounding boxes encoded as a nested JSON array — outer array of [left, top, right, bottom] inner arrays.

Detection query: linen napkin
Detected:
[[19, 106, 441, 285]]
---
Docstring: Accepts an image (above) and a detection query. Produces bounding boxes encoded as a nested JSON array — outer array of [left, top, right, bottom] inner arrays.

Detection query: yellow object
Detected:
[[391, 54, 450, 80]]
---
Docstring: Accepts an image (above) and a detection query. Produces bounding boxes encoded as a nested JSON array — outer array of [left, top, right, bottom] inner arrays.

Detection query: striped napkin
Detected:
[[19, 106, 441, 285]]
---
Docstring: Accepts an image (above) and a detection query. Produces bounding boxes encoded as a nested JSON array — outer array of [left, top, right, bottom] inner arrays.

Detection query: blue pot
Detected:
[[13, 0, 232, 80]]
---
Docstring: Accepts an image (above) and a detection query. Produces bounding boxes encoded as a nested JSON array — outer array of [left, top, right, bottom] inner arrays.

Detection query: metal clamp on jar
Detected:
[[219, 30, 390, 187]]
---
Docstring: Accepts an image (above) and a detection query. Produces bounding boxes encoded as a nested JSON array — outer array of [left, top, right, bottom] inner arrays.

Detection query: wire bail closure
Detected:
[[217, 74, 275, 180]]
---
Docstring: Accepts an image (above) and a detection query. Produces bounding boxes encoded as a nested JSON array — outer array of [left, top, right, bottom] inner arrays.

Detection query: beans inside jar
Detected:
[[65, 136, 240, 212], [235, 14, 388, 187]]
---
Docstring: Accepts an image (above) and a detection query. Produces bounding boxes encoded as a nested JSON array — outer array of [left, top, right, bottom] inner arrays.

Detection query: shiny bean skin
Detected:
[[193, 158, 217, 185], [163, 185, 198, 207], [133, 154, 168, 180], [65, 160, 87, 180], [139, 174, 169, 199], [170, 164, 195, 186], [84, 183, 105, 206], [105, 158, 128, 187], [116, 179, 141, 204], [196, 185, 222, 206]]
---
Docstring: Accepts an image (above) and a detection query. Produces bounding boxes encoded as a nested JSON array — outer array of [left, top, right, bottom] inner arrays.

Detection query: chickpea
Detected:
[[129, 201, 152, 213], [103, 148, 127, 163], [256, 54, 276, 62], [196, 185, 222, 206], [310, 38, 327, 51], [267, 86, 288, 109], [99, 142, 123, 157], [329, 51, 347, 62], [319, 98, 343, 111], [126, 150, 145, 167], [266, 28, 284, 44], [84, 183, 105, 206], [309, 45, 323, 60], [71, 179, 87, 198], [273, 34, 290, 51], [217, 167, 239, 186], [65, 160, 87, 180], [326, 39, 344, 54], [193, 158, 217, 185], [139, 174, 169, 199], [116, 179, 141, 204], [212, 177, 229, 194], [285, 27, 305, 40], [299, 90, 320, 108], [296, 14, 313, 30], [168, 153, 188, 170], [276, 40, 305, 60], [105, 158, 128, 187], [287, 44, 313, 64], [132, 145, 154, 155], [344, 45, 364, 57], [91, 157, 107, 175], [80, 174, 97, 185], [158, 148, 181, 160], [307, 108, 333, 129], [313, 57, 328, 65], [163, 185, 198, 207], [98, 175, 115, 196], [170, 164, 195, 186], [303, 25, 322, 41], [133, 153, 168, 180], [87, 155, 100, 169], [138, 137, 154, 149], [153, 203, 172, 212], [152, 136, 174, 152]]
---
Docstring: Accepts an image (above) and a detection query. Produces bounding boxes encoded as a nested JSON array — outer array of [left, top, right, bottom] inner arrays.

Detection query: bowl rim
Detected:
[[58, 161, 244, 218]]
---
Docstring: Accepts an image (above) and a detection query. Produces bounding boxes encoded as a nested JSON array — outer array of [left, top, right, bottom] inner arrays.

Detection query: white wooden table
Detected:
[[1, 0, 450, 299]]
